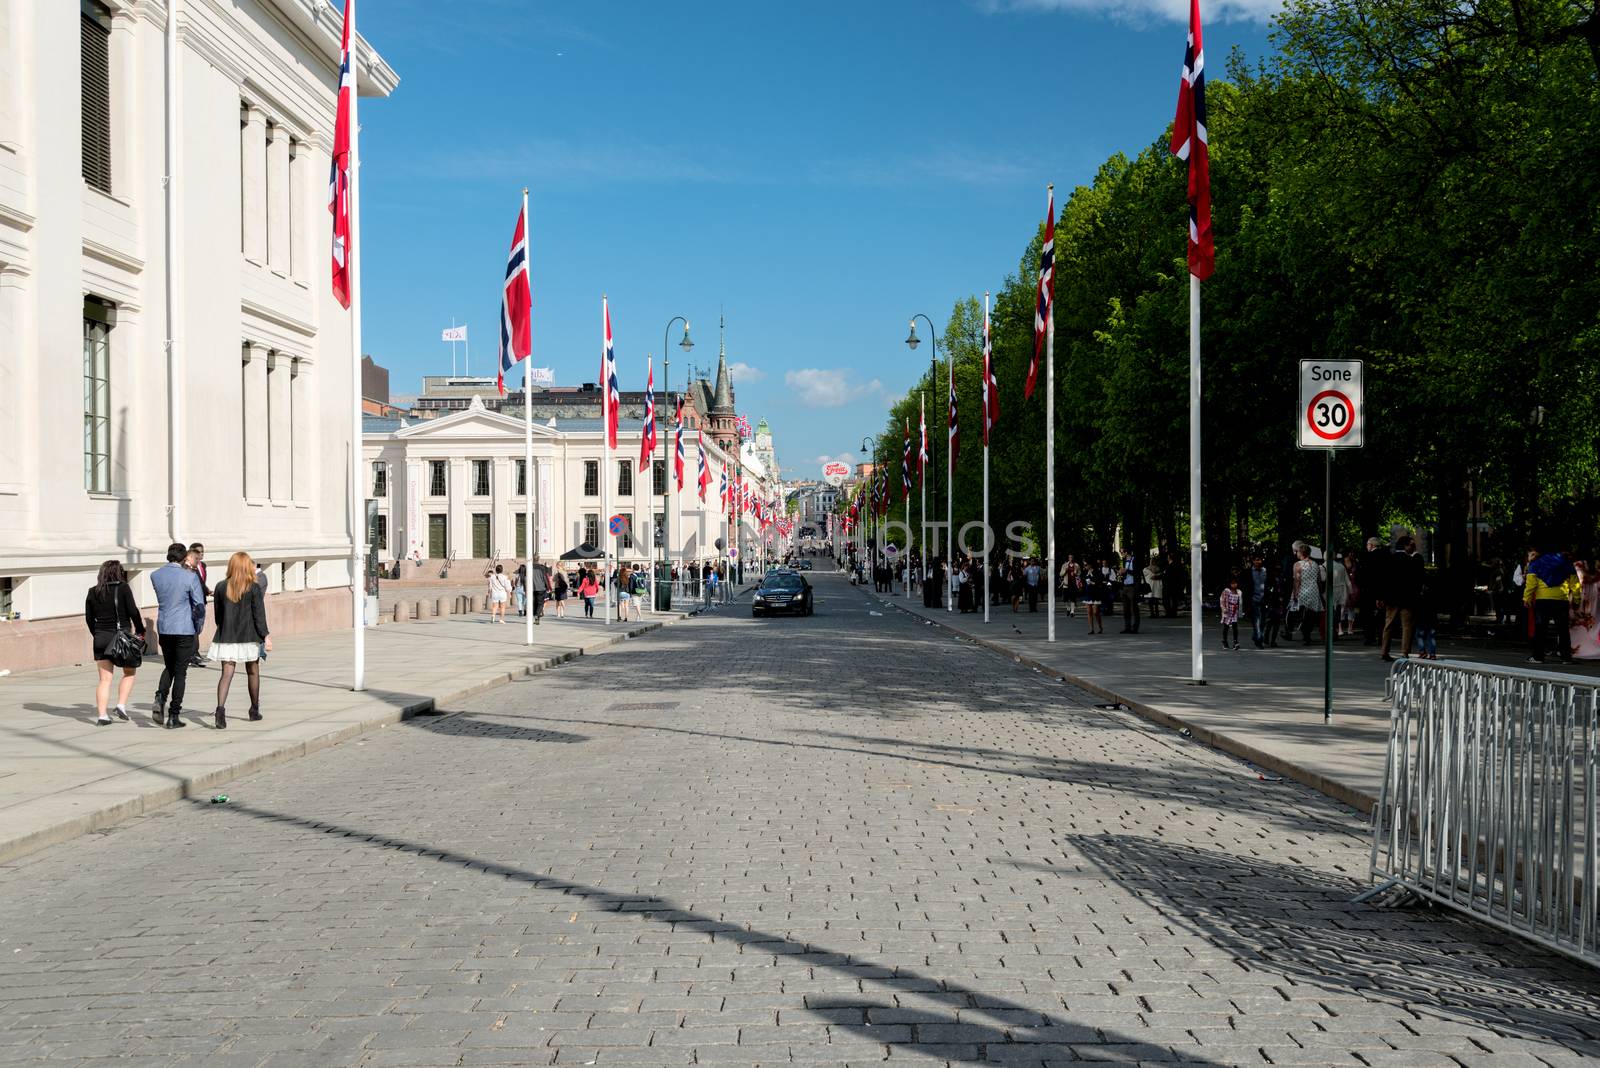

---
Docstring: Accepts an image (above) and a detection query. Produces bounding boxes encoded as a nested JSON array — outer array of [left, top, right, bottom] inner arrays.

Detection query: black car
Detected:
[[752, 572, 813, 617]]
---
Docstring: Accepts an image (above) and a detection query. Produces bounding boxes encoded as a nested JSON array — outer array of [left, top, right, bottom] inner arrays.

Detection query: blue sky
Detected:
[[360, 0, 1274, 478]]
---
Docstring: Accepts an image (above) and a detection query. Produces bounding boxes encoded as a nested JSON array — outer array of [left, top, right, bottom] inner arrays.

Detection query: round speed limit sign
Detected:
[[1298, 360, 1364, 449]]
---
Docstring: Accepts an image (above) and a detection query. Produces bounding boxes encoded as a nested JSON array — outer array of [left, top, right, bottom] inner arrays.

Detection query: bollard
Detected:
[[391, 603, 405, 624], [436, 597, 449, 618], [471, 594, 484, 613], [457, 595, 468, 614]]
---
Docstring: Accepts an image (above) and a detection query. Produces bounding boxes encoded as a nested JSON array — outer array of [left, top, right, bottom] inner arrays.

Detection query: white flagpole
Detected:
[[1046, 188, 1056, 644], [602, 297, 612, 626], [1190, 274, 1203, 681], [522, 190, 535, 646], [347, 0, 365, 692], [920, 392, 927, 605], [644, 354, 654, 619], [983, 292, 991, 627], [946, 338, 954, 614], [451, 316, 457, 377]]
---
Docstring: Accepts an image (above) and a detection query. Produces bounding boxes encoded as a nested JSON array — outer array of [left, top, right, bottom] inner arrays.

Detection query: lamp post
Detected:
[[905, 314, 945, 609], [861, 434, 879, 584], [661, 317, 693, 606]]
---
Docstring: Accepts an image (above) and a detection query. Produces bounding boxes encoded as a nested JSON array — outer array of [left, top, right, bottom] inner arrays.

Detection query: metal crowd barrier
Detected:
[[1366, 658, 1599, 967]]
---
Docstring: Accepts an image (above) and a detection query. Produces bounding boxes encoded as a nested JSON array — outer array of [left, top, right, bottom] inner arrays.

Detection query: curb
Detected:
[[871, 592, 1379, 815], [0, 615, 687, 868]]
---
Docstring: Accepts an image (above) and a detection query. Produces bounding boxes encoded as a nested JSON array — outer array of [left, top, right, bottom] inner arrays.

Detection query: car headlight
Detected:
[[754, 594, 765, 602]]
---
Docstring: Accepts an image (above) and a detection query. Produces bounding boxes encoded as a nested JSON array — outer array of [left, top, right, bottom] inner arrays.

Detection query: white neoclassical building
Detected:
[[0, 1, 398, 671], [363, 400, 776, 575]]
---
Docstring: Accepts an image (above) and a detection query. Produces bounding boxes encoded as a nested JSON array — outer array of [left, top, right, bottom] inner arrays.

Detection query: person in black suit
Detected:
[[85, 560, 147, 725]]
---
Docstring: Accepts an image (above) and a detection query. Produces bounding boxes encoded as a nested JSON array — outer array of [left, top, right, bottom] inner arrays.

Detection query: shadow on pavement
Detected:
[[191, 797, 1227, 1066], [1058, 833, 1600, 1048]]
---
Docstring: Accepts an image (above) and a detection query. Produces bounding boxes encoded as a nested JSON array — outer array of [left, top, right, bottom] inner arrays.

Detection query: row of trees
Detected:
[[858, 0, 1600, 612]]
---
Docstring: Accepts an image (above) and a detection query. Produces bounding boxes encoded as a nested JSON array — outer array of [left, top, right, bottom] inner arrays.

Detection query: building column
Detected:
[[535, 457, 553, 557], [290, 356, 310, 503], [242, 343, 268, 501], [404, 458, 424, 561], [267, 351, 291, 502], [449, 459, 468, 560], [240, 104, 267, 265], [266, 122, 290, 276], [287, 138, 305, 281]]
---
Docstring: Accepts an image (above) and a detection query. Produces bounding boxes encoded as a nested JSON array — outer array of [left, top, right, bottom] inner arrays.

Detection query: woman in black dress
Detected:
[[85, 560, 146, 725]]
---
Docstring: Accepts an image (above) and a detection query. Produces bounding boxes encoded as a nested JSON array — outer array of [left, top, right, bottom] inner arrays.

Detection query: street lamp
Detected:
[[906, 313, 947, 608], [860, 434, 880, 580], [660, 317, 693, 606]]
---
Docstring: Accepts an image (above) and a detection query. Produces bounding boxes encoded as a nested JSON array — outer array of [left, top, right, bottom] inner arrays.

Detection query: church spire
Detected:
[[712, 310, 734, 414]]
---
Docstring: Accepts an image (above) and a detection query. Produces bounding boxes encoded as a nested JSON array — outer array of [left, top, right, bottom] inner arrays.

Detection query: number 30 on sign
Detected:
[[1297, 359, 1364, 449]]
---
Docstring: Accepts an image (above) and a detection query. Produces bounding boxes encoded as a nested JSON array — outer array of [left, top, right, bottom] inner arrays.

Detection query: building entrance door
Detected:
[[472, 514, 491, 559], [428, 514, 447, 559]]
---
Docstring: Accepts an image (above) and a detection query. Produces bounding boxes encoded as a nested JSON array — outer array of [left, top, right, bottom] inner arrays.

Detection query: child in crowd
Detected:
[[1220, 574, 1242, 650], [1415, 578, 1439, 660]]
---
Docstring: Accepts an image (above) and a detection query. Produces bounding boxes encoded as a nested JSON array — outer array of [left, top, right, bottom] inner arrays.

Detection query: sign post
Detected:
[[1298, 359, 1364, 724]]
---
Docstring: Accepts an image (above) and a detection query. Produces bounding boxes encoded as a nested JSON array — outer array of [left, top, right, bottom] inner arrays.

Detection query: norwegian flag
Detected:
[[948, 361, 960, 470], [902, 419, 912, 502], [327, 0, 354, 309], [1172, 0, 1214, 280], [673, 399, 685, 490], [495, 204, 532, 396], [638, 356, 656, 472], [918, 403, 929, 483], [600, 298, 620, 449], [981, 298, 999, 445], [696, 428, 712, 501], [1028, 186, 1054, 400], [718, 460, 728, 506]]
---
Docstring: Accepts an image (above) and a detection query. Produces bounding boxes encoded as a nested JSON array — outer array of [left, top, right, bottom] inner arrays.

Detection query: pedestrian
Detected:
[[1414, 576, 1439, 661], [209, 551, 270, 729], [1570, 559, 1600, 660], [1084, 557, 1110, 634], [85, 560, 146, 725], [1247, 553, 1270, 648], [578, 568, 599, 618], [1262, 570, 1284, 648], [512, 563, 527, 617], [957, 561, 974, 613], [552, 567, 569, 618], [486, 565, 512, 624], [1359, 536, 1387, 645], [628, 564, 647, 620], [527, 556, 551, 623], [1523, 545, 1579, 664], [1061, 555, 1079, 617], [1118, 553, 1141, 634], [1220, 574, 1242, 650], [1162, 551, 1186, 619], [1292, 544, 1324, 644], [150, 541, 205, 728], [616, 564, 634, 621], [1143, 556, 1163, 618], [187, 542, 211, 667], [1339, 551, 1358, 637], [1023, 557, 1042, 613], [1325, 548, 1348, 640], [1380, 535, 1423, 661]]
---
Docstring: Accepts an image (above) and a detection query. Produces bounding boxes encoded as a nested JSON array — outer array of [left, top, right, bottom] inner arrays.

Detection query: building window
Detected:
[[583, 513, 599, 546], [514, 512, 527, 553], [617, 460, 633, 497], [583, 460, 598, 497], [428, 460, 446, 497], [369, 512, 387, 554], [371, 461, 386, 497], [621, 520, 633, 550], [80, 0, 113, 195], [652, 459, 667, 496], [472, 459, 490, 497], [516, 459, 527, 497], [471, 513, 491, 558], [0, 577, 13, 619], [83, 298, 113, 493]]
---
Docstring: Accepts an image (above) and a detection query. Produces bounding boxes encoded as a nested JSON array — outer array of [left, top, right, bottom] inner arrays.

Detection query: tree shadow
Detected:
[[189, 797, 1226, 1066], [1057, 833, 1600, 1047], [404, 713, 587, 745]]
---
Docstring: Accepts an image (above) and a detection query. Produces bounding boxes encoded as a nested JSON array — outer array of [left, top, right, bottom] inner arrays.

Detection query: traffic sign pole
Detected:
[[1324, 451, 1333, 724]]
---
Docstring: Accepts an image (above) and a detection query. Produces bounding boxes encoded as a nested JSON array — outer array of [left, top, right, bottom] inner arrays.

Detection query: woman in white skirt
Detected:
[[487, 564, 512, 623], [209, 552, 270, 730]]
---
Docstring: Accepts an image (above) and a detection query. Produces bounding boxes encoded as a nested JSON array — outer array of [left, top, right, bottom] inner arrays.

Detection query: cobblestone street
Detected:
[[3, 573, 1599, 1067]]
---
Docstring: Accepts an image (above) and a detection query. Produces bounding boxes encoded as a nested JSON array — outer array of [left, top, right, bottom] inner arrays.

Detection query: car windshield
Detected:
[[762, 577, 804, 592]]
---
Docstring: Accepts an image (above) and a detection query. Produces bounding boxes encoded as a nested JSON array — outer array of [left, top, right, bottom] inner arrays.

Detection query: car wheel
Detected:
[[752, 609, 761, 618]]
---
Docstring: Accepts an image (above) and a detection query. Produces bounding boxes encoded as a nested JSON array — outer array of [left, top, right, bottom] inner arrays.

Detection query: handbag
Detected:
[[106, 589, 144, 669]]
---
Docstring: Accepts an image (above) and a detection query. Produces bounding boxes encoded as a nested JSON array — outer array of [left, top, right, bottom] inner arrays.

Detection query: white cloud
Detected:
[[727, 361, 765, 383], [784, 369, 884, 408], [973, 0, 1283, 24]]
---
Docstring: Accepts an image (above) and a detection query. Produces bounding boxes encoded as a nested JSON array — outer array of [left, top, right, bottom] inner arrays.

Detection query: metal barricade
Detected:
[[1367, 658, 1599, 967]]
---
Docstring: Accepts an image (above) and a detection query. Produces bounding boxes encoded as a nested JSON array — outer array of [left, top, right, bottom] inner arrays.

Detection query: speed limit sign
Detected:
[[1298, 360, 1364, 449]]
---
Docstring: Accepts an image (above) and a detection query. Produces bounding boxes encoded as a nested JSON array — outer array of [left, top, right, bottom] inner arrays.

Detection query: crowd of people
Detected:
[[85, 541, 271, 730]]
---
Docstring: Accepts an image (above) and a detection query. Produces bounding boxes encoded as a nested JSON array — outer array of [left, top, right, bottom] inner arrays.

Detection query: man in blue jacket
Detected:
[[150, 542, 205, 728]]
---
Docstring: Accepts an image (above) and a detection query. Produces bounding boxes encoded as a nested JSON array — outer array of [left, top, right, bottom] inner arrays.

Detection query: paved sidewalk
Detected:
[[0, 600, 736, 865], [877, 587, 1600, 812]]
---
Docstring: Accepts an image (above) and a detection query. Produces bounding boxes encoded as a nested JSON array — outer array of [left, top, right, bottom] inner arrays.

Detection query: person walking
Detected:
[[1084, 557, 1110, 634], [209, 552, 270, 729], [552, 567, 570, 619], [527, 556, 551, 624], [1414, 575, 1439, 661], [1143, 557, 1163, 618], [150, 542, 205, 728], [1380, 535, 1423, 661], [615, 564, 634, 621], [187, 542, 211, 667], [486, 565, 512, 623], [1523, 546, 1579, 664], [1247, 554, 1270, 648], [85, 560, 146, 726], [578, 568, 599, 618], [1162, 551, 1186, 620], [1219, 574, 1243, 650], [1023, 557, 1042, 613], [1292, 544, 1324, 645], [628, 564, 647, 621], [1359, 536, 1387, 645], [513, 561, 527, 617], [1060, 555, 1080, 617], [1118, 553, 1142, 634]]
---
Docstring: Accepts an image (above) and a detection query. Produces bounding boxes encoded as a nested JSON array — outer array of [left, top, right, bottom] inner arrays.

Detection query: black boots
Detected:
[[165, 710, 186, 729], [214, 707, 227, 730], [248, 707, 262, 722]]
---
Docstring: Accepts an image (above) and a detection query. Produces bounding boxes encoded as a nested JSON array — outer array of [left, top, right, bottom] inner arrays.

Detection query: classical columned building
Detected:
[[0, 0, 398, 672], [362, 400, 772, 572]]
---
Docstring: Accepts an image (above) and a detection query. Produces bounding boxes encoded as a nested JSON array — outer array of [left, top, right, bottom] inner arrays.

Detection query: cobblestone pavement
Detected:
[[3, 573, 1599, 1067]]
